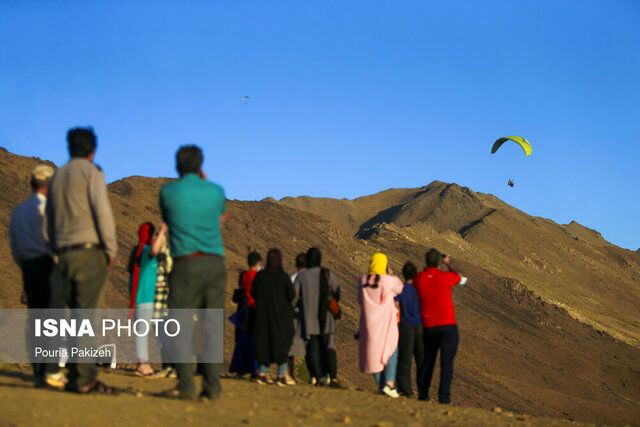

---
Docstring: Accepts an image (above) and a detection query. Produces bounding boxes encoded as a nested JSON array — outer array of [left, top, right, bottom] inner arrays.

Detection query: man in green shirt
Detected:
[[160, 145, 228, 401]]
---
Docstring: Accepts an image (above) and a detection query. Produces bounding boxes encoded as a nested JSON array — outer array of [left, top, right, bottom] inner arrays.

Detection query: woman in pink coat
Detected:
[[358, 252, 404, 398]]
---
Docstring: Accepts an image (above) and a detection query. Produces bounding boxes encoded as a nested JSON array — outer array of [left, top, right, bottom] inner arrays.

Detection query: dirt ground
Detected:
[[0, 365, 581, 426]]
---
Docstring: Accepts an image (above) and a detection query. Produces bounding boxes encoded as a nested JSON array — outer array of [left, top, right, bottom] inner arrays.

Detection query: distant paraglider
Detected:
[[242, 96, 250, 101], [491, 136, 532, 156], [491, 136, 532, 188]]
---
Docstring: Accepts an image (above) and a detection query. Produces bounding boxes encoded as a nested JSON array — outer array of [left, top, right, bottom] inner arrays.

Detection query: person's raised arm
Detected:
[[219, 187, 231, 228], [150, 222, 168, 257], [442, 255, 467, 286], [391, 275, 404, 295]]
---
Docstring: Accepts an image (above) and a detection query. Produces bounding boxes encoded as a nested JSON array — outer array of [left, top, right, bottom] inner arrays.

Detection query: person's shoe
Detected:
[[316, 375, 329, 386], [328, 378, 343, 389], [284, 375, 296, 386], [135, 367, 156, 377], [310, 377, 317, 385], [198, 391, 218, 402], [254, 374, 268, 385], [382, 384, 400, 398], [159, 388, 195, 400], [153, 367, 177, 379], [275, 376, 287, 387], [76, 380, 119, 395], [45, 372, 67, 389]]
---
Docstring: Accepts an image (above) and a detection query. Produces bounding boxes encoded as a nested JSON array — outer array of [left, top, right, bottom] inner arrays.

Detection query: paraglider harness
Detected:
[[508, 180, 514, 188]]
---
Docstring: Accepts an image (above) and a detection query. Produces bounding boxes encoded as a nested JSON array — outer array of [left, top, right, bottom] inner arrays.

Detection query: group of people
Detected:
[[228, 248, 341, 387], [9, 126, 468, 404], [10, 129, 227, 399], [358, 250, 467, 403]]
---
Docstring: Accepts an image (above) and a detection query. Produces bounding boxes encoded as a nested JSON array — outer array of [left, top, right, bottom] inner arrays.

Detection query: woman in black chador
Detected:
[[251, 248, 295, 385]]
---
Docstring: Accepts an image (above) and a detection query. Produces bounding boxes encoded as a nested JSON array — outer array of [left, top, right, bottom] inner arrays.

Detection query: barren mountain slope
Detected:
[[277, 181, 640, 347], [1, 148, 639, 424], [278, 187, 420, 233]]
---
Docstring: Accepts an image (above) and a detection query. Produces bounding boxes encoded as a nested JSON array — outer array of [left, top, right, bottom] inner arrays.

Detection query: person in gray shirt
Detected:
[[46, 127, 118, 394], [9, 164, 66, 389], [294, 247, 341, 388]]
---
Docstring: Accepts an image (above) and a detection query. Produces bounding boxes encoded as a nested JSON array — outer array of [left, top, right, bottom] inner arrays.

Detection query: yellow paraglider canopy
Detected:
[[491, 136, 532, 156]]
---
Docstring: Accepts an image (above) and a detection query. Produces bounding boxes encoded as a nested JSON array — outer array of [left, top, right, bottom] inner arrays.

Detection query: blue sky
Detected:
[[1, 1, 638, 249]]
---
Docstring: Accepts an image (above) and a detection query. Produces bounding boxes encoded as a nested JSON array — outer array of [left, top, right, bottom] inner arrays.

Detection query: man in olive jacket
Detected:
[[46, 127, 117, 394]]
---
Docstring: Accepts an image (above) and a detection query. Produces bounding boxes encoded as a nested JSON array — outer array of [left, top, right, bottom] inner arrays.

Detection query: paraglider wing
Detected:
[[491, 136, 532, 156]]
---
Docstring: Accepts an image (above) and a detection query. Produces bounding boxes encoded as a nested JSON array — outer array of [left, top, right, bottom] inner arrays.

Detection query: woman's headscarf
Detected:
[[129, 222, 155, 313], [368, 252, 388, 275], [265, 248, 283, 272]]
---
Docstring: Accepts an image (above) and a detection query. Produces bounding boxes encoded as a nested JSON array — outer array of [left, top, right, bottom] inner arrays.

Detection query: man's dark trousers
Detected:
[[396, 323, 424, 397], [22, 255, 55, 379], [51, 248, 107, 390], [169, 255, 226, 398], [419, 324, 459, 404], [305, 334, 336, 381]]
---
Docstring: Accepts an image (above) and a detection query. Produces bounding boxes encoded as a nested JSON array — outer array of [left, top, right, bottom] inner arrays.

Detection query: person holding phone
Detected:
[[358, 252, 404, 398], [413, 249, 467, 404]]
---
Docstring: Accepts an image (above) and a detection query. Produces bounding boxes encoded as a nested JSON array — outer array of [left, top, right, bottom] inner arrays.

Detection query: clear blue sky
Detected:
[[1, 1, 638, 249]]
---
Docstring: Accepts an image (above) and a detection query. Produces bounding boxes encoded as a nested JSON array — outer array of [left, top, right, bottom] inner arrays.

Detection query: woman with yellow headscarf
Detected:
[[358, 252, 404, 398]]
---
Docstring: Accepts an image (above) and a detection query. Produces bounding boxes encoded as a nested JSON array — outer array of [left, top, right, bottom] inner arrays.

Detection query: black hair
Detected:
[[295, 253, 306, 270], [247, 251, 262, 267], [402, 261, 417, 282], [176, 145, 203, 177], [306, 247, 321, 268], [364, 274, 381, 288], [265, 248, 283, 272], [67, 127, 97, 158], [425, 248, 442, 268]]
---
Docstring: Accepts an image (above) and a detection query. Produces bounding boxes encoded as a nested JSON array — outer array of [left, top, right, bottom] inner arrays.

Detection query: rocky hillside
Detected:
[[279, 180, 640, 347]]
